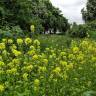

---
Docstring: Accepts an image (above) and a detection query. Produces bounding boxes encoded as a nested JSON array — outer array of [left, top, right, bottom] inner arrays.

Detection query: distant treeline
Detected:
[[68, 0, 96, 38], [0, 0, 69, 38]]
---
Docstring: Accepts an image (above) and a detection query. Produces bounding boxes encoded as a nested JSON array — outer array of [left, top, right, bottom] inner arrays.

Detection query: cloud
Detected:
[[51, 0, 87, 24]]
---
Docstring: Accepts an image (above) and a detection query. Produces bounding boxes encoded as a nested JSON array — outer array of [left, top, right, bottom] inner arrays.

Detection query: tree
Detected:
[[0, 0, 69, 36], [81, 0, 96, 22]]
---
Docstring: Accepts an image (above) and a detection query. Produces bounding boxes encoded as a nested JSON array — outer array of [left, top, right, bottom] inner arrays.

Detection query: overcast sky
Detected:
[[51, 0, 87, 24]]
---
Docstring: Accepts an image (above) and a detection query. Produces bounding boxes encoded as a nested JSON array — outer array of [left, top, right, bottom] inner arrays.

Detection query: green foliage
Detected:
[[83, 91, 96, 96], [86, 21, 96, 31], [81, 0, 96, 22], [0, 0, 69, 36], [68, 23, 87, 38], [85, 21, 96, 39], [68, 21, 96, 39], [81, 0, 96, 38], [0, 25, 24, 39], [37, 35, 72, 51]]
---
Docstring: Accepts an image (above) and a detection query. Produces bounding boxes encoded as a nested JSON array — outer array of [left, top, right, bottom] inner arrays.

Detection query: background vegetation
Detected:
[[0, 0, 69, 38]]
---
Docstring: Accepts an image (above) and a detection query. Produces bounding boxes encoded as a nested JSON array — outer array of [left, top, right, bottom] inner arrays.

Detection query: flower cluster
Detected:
[[0, 38, 96, 96]]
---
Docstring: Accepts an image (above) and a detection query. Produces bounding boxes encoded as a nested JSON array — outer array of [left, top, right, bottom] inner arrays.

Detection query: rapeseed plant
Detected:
[[0, 37, 96, 96], [17, 38, 23, 45], [0, 84, 5, 93]]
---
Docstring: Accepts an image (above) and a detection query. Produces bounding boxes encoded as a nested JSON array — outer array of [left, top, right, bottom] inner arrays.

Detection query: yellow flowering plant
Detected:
[[30, 25, 35, 33], [0, 38, 96, 96], [17, 38, 23, 45], [0, 84, 5, 93]]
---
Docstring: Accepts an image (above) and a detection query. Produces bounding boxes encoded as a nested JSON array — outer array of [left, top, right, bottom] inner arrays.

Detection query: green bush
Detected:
[[86, 21, 96, 31], [68, 24, 87, 38], [85, 21, 96, 39], [0, 25, 24, 39]]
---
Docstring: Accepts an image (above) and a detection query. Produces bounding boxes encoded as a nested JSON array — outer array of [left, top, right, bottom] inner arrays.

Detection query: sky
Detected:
[[51, 0, 87, 24]]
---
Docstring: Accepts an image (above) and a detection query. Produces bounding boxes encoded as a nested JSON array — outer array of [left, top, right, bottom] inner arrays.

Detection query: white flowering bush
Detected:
[[0, 38, 96, 96]]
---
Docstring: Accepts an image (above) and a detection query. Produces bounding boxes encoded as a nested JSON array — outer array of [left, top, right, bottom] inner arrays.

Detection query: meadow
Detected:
[[0, 35, 96, 96], [0, 0, 96, 95]]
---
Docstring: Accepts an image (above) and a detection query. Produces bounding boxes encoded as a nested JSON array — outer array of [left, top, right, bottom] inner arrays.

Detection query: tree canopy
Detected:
[[81, 0, 96, 22], [0, 0, 69, 36]]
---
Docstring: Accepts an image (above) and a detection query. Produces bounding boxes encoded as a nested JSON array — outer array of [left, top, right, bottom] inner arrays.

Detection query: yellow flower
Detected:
[[63, 74, 68, 80], [6, 68, 17, 74], [27, 65, 33, 70], [2, 50, 8, 56], [33, 39, 40, 46], [43, 59, 48, 65], [0, 70, 4, 75], [22, 65, 33, 72], [38, 66, 46, 72], [72, 47, 79, 53], [23, 73, 28, 81], [0, 84, 5, 92], [78, 67, 83, 70], [45, 48, 50, 51], [25, 38, 32, 45], [12, 59, 20, 65], [68, 54, 75, 60], [53, 79, 57, 83], [0, 43, 5, 50], [91, 56, 96, 62], [12, 49, 21, 57], [7, 39, 13, 44], [66, 63, 73, 70], [30, 25, 35, 32], [74, 78, 78, 81], [27, 50, 35, 56], [77, 54, 84, 61], [34, 79, 40, 91], [53, 67, 61, 75], [0, 61, 5, 67], [32, 55, 38, 60], [51, 50, 54, 53], [17, 38, 23, 45], [80, 40, 89, 49], [60, 52, 66, 56], [49, 55, 53, 59], [30, 46, 35, 50], [2, 39, 7, 43], [52, 53, 56, 58], [34, 79, 40, 87], [88, 46, 93, 52], [11, 44, 17, 49], [60, 61, 67, 67]]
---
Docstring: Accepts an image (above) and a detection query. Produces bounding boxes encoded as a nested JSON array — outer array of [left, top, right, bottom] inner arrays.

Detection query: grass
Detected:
[[37, 35, 74, 51], [37, 34, 96, 51]]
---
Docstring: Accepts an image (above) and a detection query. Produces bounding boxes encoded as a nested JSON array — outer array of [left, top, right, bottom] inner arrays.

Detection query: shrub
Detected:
[[68, 24, 88, 38], [0, 25, 24, 39]]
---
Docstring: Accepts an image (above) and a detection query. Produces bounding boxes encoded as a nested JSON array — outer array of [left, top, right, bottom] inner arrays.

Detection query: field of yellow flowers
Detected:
[[0, 37, 96, 96]]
